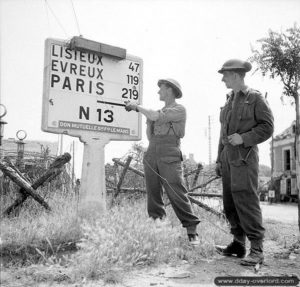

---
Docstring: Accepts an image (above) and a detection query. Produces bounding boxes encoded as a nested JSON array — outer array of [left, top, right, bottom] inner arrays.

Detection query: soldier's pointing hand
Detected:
[[125, 101, 138, 112]]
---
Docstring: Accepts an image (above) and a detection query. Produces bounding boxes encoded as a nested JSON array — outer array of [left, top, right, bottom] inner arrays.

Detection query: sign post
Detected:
[[79, 134, 110, 213], [42, 37, 143, 213]]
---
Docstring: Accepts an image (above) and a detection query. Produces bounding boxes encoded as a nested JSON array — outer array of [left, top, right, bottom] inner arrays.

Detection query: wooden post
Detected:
[[0, 162, 51, 211], [112, 157, 145, 177], [113, 161, 119, 187], [4, 157, 29, 182], [115, 156, 132, 198], [188, 192, 222, 198], [2, 153, 71, 216], [191, 163, 203, 188], [184, 166, 203, 178], [189, 176, 219, 192], [188, 195, 224, 218], [183, 163, 190, 190]]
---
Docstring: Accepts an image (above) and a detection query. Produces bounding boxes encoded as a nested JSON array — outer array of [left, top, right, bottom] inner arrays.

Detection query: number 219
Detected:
[[122, 88, 139, 100]]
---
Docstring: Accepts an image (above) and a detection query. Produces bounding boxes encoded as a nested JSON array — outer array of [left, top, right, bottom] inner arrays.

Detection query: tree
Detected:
[[259, 164, 271, 177], [250, 24, 300, 232]]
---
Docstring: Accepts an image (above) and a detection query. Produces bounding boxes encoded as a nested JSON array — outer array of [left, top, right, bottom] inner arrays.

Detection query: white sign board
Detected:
[[268, 190, 275, 198], [42, 38, 143, 141]]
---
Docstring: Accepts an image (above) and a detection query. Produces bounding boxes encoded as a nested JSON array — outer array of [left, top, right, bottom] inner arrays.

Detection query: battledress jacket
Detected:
[[217, 88, 274, 165]]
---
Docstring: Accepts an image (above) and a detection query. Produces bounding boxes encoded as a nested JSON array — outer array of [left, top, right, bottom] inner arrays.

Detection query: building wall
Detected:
[[273, 138, 296, 175], [272, 136, 298, 198]]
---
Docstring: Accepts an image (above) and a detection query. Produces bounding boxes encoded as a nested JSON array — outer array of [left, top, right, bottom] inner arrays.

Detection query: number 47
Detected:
[[129, 62, 139, 72]]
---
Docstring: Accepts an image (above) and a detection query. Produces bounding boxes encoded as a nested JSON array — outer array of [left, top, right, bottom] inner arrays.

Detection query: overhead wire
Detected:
[[43, 0, 139, 148], [65, 0, 136, 137], [43, 0, 51, 36], [42, 0, 120, 133], [70, 0, 81, 36], [67, 0, 136, 130], [44, 0, 68, 37]]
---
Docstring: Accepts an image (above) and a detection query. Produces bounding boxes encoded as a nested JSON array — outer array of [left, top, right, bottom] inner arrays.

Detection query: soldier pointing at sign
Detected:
[[215, 59, 274, 266], [125, 78, 200, 246]]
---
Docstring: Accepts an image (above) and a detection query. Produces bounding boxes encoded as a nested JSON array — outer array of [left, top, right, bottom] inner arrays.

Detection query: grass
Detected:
[[0, 192, 229, 276], [67, 196, 231, 281], [1, 191, 298, 283], [0, 192, 81, 265]]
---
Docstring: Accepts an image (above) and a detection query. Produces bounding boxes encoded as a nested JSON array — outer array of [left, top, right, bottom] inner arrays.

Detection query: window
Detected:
[[283, 149, 291, 171], [286, 178, 291, 196], [291, 178, 297, 195]]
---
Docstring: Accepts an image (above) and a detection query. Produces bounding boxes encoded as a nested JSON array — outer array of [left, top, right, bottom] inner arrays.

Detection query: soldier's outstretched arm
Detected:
[[124, 101, 159, 121]]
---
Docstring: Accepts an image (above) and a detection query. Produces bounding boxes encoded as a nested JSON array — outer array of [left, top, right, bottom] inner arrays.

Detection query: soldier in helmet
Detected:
[[125, 78, 200, 246], [215, 59, 274, 265]]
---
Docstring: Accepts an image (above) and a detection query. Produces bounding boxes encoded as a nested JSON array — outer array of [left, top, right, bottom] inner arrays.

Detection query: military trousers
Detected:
[[143, 135, 200, 233], [220, 145, 265, 250]]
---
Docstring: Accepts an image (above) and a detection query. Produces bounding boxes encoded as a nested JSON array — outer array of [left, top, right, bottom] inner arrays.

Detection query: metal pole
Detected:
[[15, 130, 27, 172], [16, 141, 25, 171]]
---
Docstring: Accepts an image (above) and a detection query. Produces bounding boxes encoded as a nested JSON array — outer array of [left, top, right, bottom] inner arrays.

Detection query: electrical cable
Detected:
[[70, 0, 81, 36], [43, 0, 52, 36], [46, 10, 142, 142], [44, 0, 68, 37]]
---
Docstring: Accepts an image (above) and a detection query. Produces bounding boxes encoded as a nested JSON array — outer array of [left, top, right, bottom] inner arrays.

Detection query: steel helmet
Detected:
[[218, 59, 252, 74], [157, 78, 182, 98]]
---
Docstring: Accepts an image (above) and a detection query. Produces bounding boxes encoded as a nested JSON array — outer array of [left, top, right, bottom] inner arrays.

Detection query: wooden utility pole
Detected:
[[208, 115, 212, 165], [295, 92, 300, 232], [270, 135, 274, 176]]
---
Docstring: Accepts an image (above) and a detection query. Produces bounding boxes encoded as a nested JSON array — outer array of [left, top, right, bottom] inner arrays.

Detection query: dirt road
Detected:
[[122, 203, 300, 287], [122, 240, 300, 287], [261, 202, 298, 223]]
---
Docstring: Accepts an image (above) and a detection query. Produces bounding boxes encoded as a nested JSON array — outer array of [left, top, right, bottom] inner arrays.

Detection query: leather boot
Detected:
[[240, 248, 264, 266], [215, 240, 246, 258]]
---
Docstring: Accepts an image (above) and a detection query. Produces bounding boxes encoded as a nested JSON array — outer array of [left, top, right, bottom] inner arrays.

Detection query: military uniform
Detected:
[[144, 102, 200, 233], [217, 88, 274, 251], [215, 59, 274, 265], [125, 78, 200, 244]]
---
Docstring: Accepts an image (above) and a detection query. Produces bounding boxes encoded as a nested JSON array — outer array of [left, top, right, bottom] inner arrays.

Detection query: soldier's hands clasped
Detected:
[[228, 133, 243, 146]]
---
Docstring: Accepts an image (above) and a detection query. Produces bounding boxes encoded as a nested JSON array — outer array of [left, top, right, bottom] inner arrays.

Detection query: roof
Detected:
[[273, 121, 296, 141], [0, 138, 58, 156]]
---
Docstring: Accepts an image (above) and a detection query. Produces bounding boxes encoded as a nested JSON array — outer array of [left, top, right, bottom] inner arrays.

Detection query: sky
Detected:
[[0, 0, 299, 177]]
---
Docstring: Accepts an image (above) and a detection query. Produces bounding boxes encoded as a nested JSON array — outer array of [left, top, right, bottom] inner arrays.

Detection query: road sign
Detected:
[[42, 37, 143, 214], [268, 189, 275, 198], [42, 38, 143, 141]]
